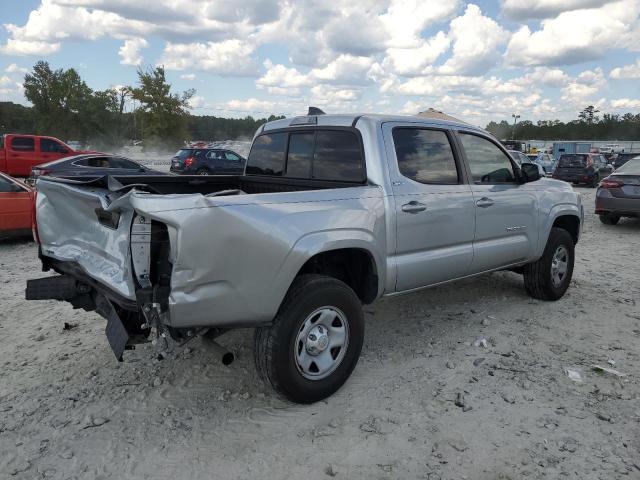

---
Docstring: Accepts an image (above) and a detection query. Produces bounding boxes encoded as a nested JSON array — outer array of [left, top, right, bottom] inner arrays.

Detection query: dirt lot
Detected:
[[1, 189, 639, 480]]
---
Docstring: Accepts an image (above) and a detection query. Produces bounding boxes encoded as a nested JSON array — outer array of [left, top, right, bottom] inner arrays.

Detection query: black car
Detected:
[[170, 148, 246, 175], [29, 154, 163, 183], [552, 153, 612, 187], [611, 152, 640, 170]]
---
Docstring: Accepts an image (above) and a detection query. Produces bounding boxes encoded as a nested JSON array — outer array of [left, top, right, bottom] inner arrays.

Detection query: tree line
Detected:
[[486, 105, 640, 141], [0, 61, 282, 150]]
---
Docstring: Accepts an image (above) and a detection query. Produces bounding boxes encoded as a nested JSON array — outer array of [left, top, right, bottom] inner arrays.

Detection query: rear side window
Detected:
[[286, 132, 314, 178], [558, 155, 587, 167], [74, 157, 111, 168], [0, 176, 14, 192], [246, 132, 286, 176], [174, 149, 194, 159], [392, 128, 458, 184], [312, 130, 364, 182], [11, 137, 34, 151], [110, 157, 141, 169]]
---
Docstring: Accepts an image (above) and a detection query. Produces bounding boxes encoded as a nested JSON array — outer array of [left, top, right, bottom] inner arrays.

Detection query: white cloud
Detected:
[[439, 4, 509, 75], [223, 97, 278, 113], [610, 59, 640, 79], [0, 38, 60, 56], [118, 38, 148, 66], [380, 0, 459, 48], [505, 1, 639, 66], [180, 73, 196, 80], [501, 0, 620, 20], [159, 40, 257, 75], [5, 63, 29, 74], [310, 55, 374, 85], [257, 60, 311, 89], [383, 31, 450, 76], [527, 67, 570, 87], [0, 76, 12, 87], [310, 84, 361, 103], [610, 98, 640, 109], [188, 95, 206, 109]]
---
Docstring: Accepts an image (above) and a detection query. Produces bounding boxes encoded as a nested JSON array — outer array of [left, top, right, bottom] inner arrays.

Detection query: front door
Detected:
[[456, 132, 538, 273], [7, 136, 37, 176], [0, 176, 32, 232], [383, 124, 476, 292]]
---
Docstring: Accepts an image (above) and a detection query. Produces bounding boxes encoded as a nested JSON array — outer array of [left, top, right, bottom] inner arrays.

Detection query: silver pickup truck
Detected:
[[27, 113, 583, 403]]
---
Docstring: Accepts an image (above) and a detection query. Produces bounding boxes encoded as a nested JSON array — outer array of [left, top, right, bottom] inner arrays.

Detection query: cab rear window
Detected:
[[246, 129, 365, 182]]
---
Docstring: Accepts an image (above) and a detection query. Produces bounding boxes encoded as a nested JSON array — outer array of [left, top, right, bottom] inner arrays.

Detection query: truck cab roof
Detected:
[[261, 113, 485, 135]]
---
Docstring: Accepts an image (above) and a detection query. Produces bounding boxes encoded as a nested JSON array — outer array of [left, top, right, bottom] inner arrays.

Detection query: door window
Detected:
[[460, 133, 516, 183], [392, 128, 459, 184], [40, 138, 66, 153], [224, 152, 241, 161], [11, 137, 35, 151], [110, 157, 141, 169]]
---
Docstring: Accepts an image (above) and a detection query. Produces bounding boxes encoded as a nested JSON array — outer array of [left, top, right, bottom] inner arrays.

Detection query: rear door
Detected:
[[456, 131, 538, 273], [383, 123, 476, 291], [223, 151, 245, 174], [6, 136, 37, 176], [0, 175, 32, 232]]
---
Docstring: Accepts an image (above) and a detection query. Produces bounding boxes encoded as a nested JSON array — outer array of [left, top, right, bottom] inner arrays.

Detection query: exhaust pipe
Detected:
[[202, 336, 234, 365]]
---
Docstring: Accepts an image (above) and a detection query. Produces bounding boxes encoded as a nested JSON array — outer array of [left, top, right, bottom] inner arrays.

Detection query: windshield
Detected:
[[558, 154, 588, 167], [174, 149, 193, 159], [615, 158, 640, 174]]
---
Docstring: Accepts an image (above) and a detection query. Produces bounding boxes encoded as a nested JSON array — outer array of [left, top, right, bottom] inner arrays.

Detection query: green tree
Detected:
[[578, 105, 600, 125], [130, 66, 194, 149], [23, 61, 93, 140]]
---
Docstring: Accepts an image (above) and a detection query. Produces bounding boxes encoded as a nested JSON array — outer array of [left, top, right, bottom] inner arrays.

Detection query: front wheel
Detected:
[[523, 227, 575, 301], [254, 274, 364, 404]]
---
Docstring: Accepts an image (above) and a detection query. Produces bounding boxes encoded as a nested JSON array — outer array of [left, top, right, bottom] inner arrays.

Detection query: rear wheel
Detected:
[[196, 168, 210, 176], [254, 274, 364, 404], [599, 213, 620, 225], [523, 227, 574, 301]]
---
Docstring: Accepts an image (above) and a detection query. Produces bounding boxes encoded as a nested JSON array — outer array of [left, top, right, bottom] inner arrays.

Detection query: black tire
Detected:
[[254, 274, 364, 404], [523, 227, 574, 301], [599, 213, 620, 225], [196, 168, 210, 176]]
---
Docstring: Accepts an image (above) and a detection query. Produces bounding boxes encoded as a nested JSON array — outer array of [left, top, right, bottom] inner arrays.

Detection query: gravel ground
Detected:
[[1, 188, 639, 480]]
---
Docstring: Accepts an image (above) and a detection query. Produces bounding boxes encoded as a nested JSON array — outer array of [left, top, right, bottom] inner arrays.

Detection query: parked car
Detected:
[[29, 154, 163, 182], [595, 158, 640, 225], [552, 153, 612, 187], [508, 150, 546, 178], [611, 152, 639, 170], [0, 134, 96, 177], [534, 153, 556, 174], [0, 172, 34, 240], [26, 112, 583, 404], [170, 147, 246, 175]]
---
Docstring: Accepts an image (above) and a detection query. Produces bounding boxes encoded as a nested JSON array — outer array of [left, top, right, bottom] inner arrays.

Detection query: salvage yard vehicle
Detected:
[[0, 134, 96, 177], [25, 113, 584, 403], [0, 172, 34, 240], [170, 147, 246, 175], [595, 158, 640, 225], [29, 154, 163, 183], [553, 153, 612, 187]]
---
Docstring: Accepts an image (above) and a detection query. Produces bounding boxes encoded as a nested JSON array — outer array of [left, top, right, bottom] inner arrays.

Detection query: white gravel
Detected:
[[1, 188, 639, 479]]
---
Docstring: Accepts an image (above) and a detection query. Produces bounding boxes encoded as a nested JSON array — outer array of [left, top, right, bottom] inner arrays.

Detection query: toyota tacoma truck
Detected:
[[26, 113, 583, 403]]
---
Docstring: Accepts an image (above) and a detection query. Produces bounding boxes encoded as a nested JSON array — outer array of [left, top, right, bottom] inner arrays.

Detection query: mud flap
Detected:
[[95, 294, 129, 362]]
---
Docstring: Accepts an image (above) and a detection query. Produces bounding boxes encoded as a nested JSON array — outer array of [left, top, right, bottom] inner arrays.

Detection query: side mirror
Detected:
[[521, 163, 541, 183]]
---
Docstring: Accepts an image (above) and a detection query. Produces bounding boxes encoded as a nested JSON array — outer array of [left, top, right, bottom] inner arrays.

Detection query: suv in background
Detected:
[[170, 148, 246, 175], [553, 153, 612, 187]]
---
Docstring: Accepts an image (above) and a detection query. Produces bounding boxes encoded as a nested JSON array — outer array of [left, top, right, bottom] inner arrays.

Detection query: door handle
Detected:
[[401, 201, 427, 213], [476, 197, 494, 208]]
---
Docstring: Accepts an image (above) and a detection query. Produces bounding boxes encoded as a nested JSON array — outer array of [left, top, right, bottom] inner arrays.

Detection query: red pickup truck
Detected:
[[0, 134, 94, 177]]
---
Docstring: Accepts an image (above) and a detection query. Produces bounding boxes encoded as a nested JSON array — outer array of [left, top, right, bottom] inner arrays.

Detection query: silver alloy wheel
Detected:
[[198, 170, 209, 175], [294, 306, 349, 380], [551, 245, 569, 287]]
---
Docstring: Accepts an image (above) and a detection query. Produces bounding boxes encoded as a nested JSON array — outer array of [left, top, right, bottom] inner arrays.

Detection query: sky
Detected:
[[1, 0, 640, 126]]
